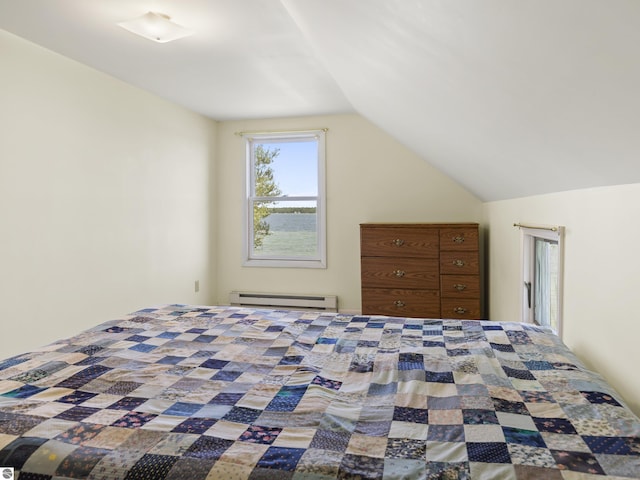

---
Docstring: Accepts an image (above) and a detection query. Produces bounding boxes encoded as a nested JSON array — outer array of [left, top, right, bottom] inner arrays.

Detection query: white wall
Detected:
[[214, 115, 483, 312], [483, 183, 640, 416], [0, 30, 216, 356]]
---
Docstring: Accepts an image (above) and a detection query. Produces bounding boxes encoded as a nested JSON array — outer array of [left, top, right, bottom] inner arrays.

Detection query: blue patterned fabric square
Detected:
[[125, 453, 180, 479], [467, 442, 511, 463], [130, 343, 156, 353], [194, 335, 216, 343], [158, 356, 186, 365], [492, 398, 528, 415], [184, 436, 234, 460], [502, 366, 537, 380], [125, 335, 150, 343], [240, 425, 283, 444], [164, 402, 204, 417], [426, 371, 454, 383], [211, 370, 242, 382], [523, 360, 554, 370], [55, 406, 100, 421], [58, 390, 98, 404], [502, 427, 546, 448], [532, 417, 577, 434], [581, 391, 622, 407], [550, 450, 605, 474], [55, 446, 110, 478], [210, 392, 244, 405], [463, 409, 499, 425], [257, 447, 305, 471], [393, 407, 428, 424], [222, 407, 261, 423], [583, 436, 639, 455], [398, 353, 424, 370], [490, 342, 515, 352], [2, 384, 47, 399], [108, 397, 147, 411], [200, 358, 229, 369], [428, 424, 465, 442], [279, 355, 304, 365], [172, 417, 217, 434]]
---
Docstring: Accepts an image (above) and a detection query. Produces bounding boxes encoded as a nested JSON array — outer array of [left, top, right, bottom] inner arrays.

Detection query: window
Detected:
[[519, 225, 564, 336], [243, 130, 326, 268]]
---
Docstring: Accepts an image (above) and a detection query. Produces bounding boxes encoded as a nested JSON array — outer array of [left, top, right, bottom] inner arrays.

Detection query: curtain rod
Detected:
[[234, 128, 328, 136], [513, 223, 559, 232]]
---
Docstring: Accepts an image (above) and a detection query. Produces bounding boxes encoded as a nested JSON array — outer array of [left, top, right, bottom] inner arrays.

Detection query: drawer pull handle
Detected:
[[393, 270, 406, 277], [392, 239, 405, 247], [453, 307, 467, 314], [453, 235, 465, 243], [394, 300, 406, 307], [453, 283, 467, 291], [453, 259, 466, 267]]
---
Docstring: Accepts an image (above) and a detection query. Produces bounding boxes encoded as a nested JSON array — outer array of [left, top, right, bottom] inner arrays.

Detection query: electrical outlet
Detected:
[[194, 280, 200, 293]]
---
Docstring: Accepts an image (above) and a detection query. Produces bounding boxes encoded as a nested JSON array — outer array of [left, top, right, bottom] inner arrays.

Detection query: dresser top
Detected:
[[360, 222, 479, 228]]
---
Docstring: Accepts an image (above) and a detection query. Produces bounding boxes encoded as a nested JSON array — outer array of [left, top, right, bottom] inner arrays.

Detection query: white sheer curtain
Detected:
[[534, 238, 551, 327]]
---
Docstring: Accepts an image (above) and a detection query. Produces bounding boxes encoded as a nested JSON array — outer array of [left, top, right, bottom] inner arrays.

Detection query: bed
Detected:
[[0, 305, 638, 479]]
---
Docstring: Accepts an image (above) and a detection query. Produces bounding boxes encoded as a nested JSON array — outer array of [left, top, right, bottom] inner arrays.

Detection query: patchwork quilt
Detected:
[[0, 305, 639, 479]]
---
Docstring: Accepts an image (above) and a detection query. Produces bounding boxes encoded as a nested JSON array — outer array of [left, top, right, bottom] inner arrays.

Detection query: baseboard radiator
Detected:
[[229, 291, 338, 312]]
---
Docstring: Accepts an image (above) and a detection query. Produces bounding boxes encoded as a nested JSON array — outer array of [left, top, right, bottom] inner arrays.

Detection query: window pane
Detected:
[[534, 238, 559, 332], [252, 201, 318, 258], [253, 139, 318, 197]]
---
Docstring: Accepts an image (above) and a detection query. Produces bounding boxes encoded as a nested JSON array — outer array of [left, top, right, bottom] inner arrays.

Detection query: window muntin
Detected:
[[244, 130, 326, 268]]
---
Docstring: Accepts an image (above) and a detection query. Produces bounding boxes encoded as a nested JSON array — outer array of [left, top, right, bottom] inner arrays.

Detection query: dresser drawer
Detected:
[[440, 275, 480, 298], [361, 257, 439, 289], [441, 298, 481, 319], [362, 288, 440, 318], [361, 227, 439, 258], [440, 251, 479, 275], [440, 228, 478, 251]]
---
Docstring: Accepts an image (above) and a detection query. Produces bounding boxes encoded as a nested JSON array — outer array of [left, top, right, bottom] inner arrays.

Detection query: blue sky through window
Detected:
[[259, 140, 317, 197]]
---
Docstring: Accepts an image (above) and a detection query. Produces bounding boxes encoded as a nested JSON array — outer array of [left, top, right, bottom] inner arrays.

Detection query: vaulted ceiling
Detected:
[[1, 0, 639, 201]]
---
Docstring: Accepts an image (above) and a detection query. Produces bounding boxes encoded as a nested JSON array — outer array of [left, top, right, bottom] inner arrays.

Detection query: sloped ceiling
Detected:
[[1, 0, 639, 201]]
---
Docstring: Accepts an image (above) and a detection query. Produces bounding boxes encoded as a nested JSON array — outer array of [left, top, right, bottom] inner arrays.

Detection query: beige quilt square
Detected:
[[272, 427, 316, 449], [526, 402, 567, 419], [141, 415, 184, 432], [218, 442, 269, 467], [346, 433, 387, 458], [426, 441, 468, 462], [84, 409, 130, 425], [0, 434, 17, 450], [236, 394, 272, 410], [206, 461, 253, 479], [82, 426, 136, 449], [388, 421, 428, 440], [464, 424, 505, 443], [426, 383, 458, 397], [428, 409, 463, 425], [541, 433, 590, 453], [205, 420, 248, 440], [496, 412, 537, 431]]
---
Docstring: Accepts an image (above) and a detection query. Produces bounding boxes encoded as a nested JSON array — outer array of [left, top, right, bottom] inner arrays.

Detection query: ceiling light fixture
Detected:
[[118, 12, 194, 43]]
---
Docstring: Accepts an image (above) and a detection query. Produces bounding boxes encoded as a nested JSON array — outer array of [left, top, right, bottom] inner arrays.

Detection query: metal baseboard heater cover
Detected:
[[229, 291, 338, 312]]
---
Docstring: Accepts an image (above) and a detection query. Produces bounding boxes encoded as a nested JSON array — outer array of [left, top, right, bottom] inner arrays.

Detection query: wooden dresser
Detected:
[[360, 223, 481, 319]]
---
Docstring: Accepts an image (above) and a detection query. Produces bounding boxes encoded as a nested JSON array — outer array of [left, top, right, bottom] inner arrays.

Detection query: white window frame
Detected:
[[243, 130, 326, 269], [519, 224, 564, 337]]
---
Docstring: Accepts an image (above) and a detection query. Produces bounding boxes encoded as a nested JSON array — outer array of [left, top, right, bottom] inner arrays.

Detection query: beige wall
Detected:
[[0, 30, 216, 356], [483, 183, 640, 416], [214, 115, 483, 312]]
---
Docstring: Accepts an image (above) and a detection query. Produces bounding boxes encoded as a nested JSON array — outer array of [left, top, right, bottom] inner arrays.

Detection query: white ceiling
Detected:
[[1, 0, 639, 201]]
